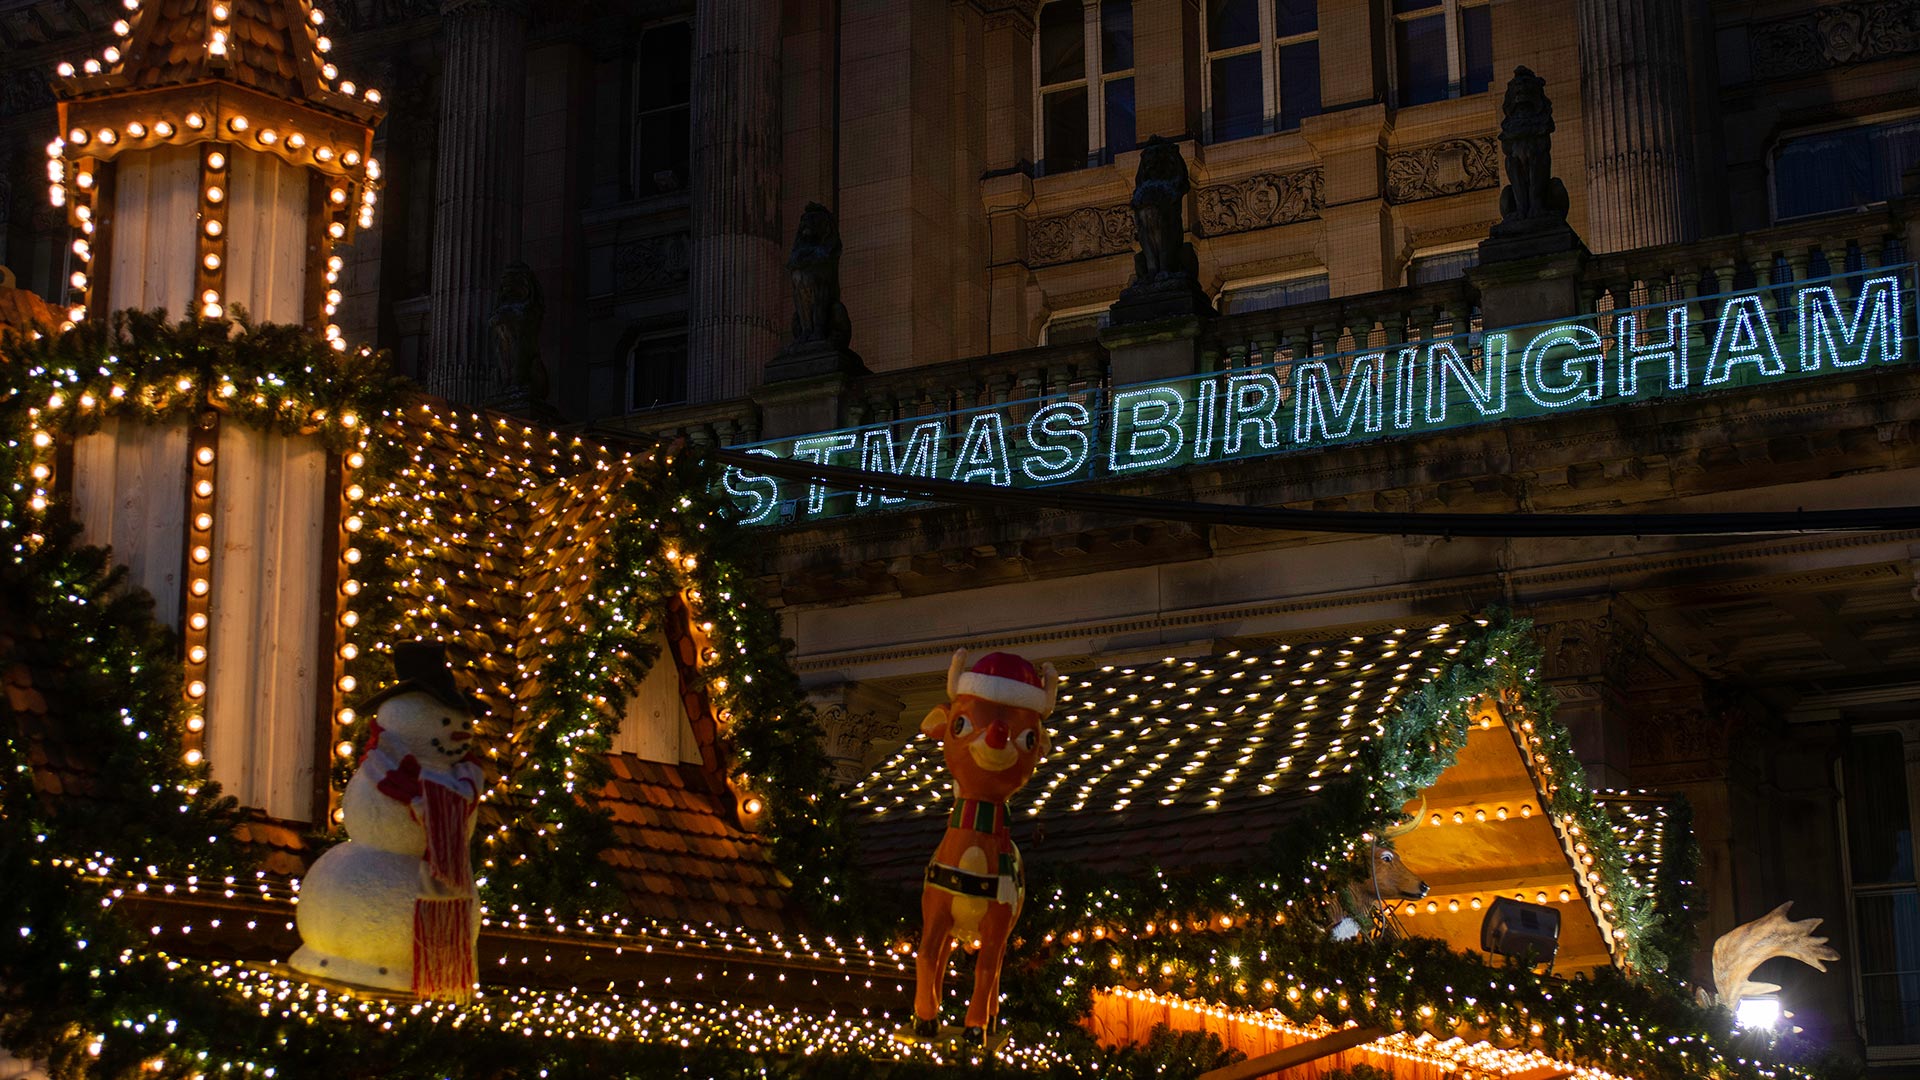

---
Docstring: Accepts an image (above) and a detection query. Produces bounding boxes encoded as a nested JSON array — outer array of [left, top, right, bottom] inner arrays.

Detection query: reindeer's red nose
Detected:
[[984, 719, 1009, 749]]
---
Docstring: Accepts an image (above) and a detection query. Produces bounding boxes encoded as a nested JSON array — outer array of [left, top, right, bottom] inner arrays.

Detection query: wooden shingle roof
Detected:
[[379, 407, 797, 929]]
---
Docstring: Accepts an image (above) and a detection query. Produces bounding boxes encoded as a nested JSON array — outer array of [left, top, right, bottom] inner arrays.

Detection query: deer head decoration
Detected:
[[909, 649, 1057, 1047], [1326, 798, 1431, 941], [1711, 902, 1840, 1007]]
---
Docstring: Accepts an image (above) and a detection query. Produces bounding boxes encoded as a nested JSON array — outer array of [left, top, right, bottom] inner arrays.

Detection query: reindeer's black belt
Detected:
[[925, 854, 1021, 899]]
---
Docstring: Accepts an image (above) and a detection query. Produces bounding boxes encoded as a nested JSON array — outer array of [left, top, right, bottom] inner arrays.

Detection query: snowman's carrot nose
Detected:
[[450, 731, 472, 742]]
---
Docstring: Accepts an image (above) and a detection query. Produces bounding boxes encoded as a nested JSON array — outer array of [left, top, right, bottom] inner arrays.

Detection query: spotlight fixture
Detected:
[[1480, 896, 1559, 965]]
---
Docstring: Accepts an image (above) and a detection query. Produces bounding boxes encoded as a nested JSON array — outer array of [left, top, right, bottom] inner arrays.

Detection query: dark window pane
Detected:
[[636, 23, 691, 111], [1222, 275, 1330, 313], [1210, 52, 1263, 141], [1408, 249, 1479, 284], [1846, 732, 1916, 885], [1040, 1, 1085, 85], [1775, 129, 1873, 219], [1462, 4, 1493, 95], [1207, 0, 1259, 49], [637, 105, 690, 194], [1043, 86, 1089, 173], [1278, 40, 1320, 129], [1276, 0, 1317, 37], [1102, 0, 1134, 71], [1855, 890, 1920, 1045], [1104, 77, 1136, 155], [1392, 0, 1441, 11], [1395, 13, 1448, 106], [630, 336, 688, 409]]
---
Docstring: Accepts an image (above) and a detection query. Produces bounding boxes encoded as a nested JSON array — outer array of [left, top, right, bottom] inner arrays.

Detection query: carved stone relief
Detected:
[[613, 233, 691, 296], [1385, 136, 1499, 205], [1749, 0, 1920, 80], [1193, 166, 1324, 237], [0, 70, 55, 116], [1538, 612, 1644, 686], [1029, 204, 1135, 267], [815, 703, 886, 785], [1630, 705, 1739, 769]]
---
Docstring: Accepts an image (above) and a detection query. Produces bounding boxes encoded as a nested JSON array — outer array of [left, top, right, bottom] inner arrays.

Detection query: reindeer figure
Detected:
[[1325, 803, 1430, 941], [908, 650, 1057, 1048]]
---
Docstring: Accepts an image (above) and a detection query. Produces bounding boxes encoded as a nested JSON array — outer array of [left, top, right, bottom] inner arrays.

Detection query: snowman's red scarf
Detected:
[[361, 725, 483, 1002]]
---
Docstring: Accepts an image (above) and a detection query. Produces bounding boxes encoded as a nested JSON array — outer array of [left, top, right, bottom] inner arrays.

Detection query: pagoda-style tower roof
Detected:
[[52, 0, 382, 126], [42, 0, 385, 332]]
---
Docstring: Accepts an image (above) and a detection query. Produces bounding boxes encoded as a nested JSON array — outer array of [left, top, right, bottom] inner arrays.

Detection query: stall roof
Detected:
[[849, 619, 1669, 974]]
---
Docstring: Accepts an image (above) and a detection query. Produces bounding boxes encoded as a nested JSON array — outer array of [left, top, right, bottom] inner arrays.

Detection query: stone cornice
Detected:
[[791, 529, 1920, 674]]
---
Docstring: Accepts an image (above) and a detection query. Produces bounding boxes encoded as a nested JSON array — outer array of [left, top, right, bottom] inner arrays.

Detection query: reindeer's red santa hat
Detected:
[[953, 652, 1054, 716]]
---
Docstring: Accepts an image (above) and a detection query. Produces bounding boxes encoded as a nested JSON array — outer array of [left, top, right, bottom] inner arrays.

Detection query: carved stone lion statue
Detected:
[[489, 261, 548, 400], [788, 202, 852, 350], [1494, 66, 1569, 232], [1131, 135, 1197, 286]]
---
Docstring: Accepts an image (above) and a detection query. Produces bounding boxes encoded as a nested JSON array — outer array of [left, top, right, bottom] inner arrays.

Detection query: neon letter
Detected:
[[790, 432, 858, 515], [1292, 353, 1385, 444], [857, 421, 943, 506], [1704, 294, 1785, 384], [1798, 274, 1904, 371], [1616, 305, 1689, 398], [1108, 387, 1186, 473], [721, 448, 781, 525], [1223, 372, 1285, 455], [1424, 335, 1508, 425], [951, 412, 1013, 486], [1022, 400, 1092, 482], [1520, 324, 1605, 409]]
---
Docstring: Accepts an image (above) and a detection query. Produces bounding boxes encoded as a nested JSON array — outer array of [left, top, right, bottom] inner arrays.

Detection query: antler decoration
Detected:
[[1380, 795, 1427, 839], [946, 649, 969, 701], [1712, 901, 1840, 1005]]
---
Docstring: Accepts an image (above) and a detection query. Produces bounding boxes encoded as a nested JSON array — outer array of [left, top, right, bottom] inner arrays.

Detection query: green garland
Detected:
[[1031, 918, 1843, 1080], [1005, 613, 1680, 972], [474, 448, 872, 928]]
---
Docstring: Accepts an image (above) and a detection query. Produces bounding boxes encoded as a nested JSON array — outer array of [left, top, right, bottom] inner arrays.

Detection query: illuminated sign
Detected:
[[725, 268, 1915, 525]]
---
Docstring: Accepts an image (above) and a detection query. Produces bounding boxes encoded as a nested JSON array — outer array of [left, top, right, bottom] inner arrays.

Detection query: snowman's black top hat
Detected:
[[359, 641, 479, 714]]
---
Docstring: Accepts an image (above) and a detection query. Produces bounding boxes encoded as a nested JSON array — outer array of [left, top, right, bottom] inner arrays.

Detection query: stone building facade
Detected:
[[6, 0, 1920, 1069]]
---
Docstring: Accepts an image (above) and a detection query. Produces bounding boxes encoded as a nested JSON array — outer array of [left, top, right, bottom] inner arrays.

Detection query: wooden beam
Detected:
[[1197, 1026, 1388, 1080]]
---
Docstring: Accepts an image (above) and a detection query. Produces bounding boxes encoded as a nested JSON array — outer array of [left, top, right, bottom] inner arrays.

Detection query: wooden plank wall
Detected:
[[226, 149, 310, 325], [205, 422, 327, 822], [106, 145, 198, 318], [70, 417, 189, 629], [613, 628, 704, 765]]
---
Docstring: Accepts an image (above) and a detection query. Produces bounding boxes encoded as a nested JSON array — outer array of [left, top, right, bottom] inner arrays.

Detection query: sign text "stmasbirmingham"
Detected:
[[724, 269, 1912, 525]]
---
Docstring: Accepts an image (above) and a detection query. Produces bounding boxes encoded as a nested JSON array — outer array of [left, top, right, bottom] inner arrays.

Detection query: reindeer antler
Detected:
[[1712, 901, 1840, 1005], [946, 649, 969, 702], [1380, 795, 1427, 839]]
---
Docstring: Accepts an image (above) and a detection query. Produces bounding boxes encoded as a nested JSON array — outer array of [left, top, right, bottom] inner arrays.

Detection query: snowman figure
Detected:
[[290, 642, 485, 1001]]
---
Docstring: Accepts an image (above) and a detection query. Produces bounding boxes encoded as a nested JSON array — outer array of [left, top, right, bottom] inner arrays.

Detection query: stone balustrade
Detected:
[[603, 202, 1917, 448]]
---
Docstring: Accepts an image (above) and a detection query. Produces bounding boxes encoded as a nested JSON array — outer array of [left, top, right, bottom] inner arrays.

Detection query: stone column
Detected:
[[688, 0, 785, 403], [1576, 0, 1698, 253], [425, 0, 528, 404]]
